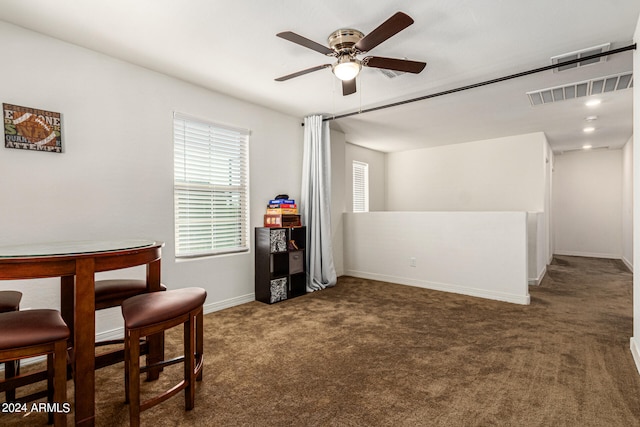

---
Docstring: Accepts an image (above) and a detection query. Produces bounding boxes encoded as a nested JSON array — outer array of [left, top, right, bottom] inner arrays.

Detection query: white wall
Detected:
[[622, 136, 634, 270], [344, 142, 386, 211], [545, 142, 554, 263], [631, 14, 640, 374], [383, 131, 550, 285], [552, 149, 623, 259], [0, 22, 303, 336], [527, 212, 547, 284], [386, 132, 548, 211], [343, 211, 530, 305]]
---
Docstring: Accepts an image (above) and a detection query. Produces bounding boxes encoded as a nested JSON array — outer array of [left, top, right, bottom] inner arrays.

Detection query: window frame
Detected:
[[352, 160, 369, 213], [173, 112, 250, 258]]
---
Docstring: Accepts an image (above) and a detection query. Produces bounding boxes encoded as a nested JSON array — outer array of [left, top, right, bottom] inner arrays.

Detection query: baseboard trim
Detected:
[[630, 337, 640, 375], [622, 256, 634, 273], [344, 270, 530, 305], [554, 250, 621, 259], [96, 327, 124, 342], [528, 265, 547, 286], [203, 293, 255, 315]]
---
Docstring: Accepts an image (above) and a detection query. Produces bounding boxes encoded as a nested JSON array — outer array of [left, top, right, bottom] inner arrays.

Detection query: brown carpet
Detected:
[[4, 255, 640, 426]]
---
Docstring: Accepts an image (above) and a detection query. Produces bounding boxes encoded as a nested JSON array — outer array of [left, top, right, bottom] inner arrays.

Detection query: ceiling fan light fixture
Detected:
[[332, 57, 361, 81]]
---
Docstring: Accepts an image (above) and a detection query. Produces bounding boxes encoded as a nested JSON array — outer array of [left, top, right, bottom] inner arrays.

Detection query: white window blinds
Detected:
[[173, 112, 250, 257], [352, 161, 369, 212]]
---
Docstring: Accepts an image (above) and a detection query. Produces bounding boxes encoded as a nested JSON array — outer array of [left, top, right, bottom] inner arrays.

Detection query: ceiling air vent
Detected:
[[551, 43, 610, 73], [378, 57, 408, 79], [378, 68, 406, 79], [526, 71, 633, 106]]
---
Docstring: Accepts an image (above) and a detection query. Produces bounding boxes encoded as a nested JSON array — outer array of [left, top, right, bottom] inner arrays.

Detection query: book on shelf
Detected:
[[268, 199, 295, 205], [267, 203, 297, 209], [266, 208, 299, 215]]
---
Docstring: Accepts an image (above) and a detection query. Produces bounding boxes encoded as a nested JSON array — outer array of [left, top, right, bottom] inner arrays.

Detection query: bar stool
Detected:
[[93, 280, 167, 369], [121, 287, 206, 427], [0, 309, 69, 427], [0, 290, 22, 402]]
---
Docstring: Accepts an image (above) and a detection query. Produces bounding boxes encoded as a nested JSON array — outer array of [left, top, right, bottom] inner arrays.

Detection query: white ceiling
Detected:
[[0, 0, 637, 153]]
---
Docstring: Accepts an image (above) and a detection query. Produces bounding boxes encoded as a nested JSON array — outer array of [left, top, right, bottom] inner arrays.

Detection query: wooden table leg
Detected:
[[60, 275, 75, 381], [73, 258, 96, 426], [145, 258, 164, 381], [60, 276, 75, 345]]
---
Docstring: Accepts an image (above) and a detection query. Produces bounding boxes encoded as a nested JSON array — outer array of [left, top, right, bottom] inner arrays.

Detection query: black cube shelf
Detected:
[[255, 226, 307, 304]]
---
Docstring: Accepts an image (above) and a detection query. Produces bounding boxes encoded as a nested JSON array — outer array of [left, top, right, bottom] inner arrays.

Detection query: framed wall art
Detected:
[[3, 103, 62, 153]]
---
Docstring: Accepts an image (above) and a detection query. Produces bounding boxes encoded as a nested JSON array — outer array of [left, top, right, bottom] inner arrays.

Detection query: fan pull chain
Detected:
[[332, 73, 337, 120], [358, 74, 362, 114]]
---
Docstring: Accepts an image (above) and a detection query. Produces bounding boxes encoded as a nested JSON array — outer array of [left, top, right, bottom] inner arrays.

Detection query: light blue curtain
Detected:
[[301, 115, 337, 291]]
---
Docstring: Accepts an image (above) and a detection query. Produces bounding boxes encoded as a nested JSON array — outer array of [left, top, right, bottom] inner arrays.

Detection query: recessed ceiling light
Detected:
[[585, 115, 598, 122], [582, 144, 593, 150], [585, 99, 601, 107], [583, 127, 595, 133]]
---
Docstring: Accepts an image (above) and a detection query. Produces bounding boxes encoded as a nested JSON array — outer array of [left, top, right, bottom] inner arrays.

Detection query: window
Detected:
[[352, 160, 369, 212], [173, 112, 249, 257]]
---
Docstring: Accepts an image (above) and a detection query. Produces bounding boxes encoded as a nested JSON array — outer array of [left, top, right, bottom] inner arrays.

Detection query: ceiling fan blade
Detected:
[[275, 64, 331, 81], [355, 12, 414, 53], [342, 79, 357, 96], [277, 31, 335, 56], [363, 56, 426, 74]]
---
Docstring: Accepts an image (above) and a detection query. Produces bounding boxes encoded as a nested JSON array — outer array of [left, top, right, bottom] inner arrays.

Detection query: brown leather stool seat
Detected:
[[121, 287, 206, 427], [0, 309, 69, 427], [0, 290, 22, 401], [95, 279, 167, 310]]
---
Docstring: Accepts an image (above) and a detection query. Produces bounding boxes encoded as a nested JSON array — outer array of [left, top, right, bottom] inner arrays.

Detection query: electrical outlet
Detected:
[[409, 257, 416, 267]]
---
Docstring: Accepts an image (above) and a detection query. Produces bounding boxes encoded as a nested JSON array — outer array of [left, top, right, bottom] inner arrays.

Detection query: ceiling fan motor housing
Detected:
[[328, 29, 364, 53]]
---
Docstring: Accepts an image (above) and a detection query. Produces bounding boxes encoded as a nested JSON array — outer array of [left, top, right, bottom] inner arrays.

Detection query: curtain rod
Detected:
[[304, 43, 635, 124]]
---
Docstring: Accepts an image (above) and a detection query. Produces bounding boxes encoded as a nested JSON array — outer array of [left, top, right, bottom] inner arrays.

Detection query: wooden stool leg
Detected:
[[47, 353, 54, 425], [128, 329, 142, 427], [5, 361, 17, 401], [53, 340, 68, 427], [145, 332, 165, 381], [196, 309, 204, 382], [184, 313, 195, 410], [124, 330, 130, 404]]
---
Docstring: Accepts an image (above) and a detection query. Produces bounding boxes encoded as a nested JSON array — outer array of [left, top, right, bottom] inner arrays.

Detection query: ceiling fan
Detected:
[[275, 12, 427, 96]]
